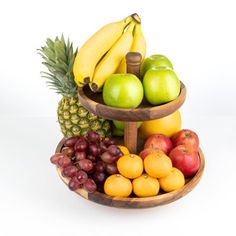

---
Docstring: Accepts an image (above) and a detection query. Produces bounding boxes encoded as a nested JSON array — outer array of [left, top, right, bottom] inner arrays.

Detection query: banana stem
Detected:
[[123, 15, 133, 26], [123, 13, 141, 26], [133, 23, 142, 35], [126, 21, 136, 33], [84, 77, 90, 84], [91, 83, 98, 92], [130, 13, 141, 24]]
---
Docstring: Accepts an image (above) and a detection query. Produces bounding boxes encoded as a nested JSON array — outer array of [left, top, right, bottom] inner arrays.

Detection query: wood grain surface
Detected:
[[126, 52, 142, 78], [124, 122, 138, 153]]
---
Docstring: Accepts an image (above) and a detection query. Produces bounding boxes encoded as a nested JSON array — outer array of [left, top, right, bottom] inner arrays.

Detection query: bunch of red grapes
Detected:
[[50, 131, 123, 193]]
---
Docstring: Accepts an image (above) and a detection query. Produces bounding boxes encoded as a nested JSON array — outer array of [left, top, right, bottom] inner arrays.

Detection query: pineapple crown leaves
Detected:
[[38, 35, 78, 97]]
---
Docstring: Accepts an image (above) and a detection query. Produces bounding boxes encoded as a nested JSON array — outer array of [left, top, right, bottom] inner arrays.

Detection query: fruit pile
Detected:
[[73, 13, 145, 91], [39, 14, 182, 139], [51, 131, 125, 192], [40, 13, 203, 201], [104, 129, 200, 197], [72, 13, 181, 113], [50, 129, 200, 197]]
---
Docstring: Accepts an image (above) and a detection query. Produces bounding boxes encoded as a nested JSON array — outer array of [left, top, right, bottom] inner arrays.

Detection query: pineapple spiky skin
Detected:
[[57, 96, 111, 138], [39, 35, 111, 138]]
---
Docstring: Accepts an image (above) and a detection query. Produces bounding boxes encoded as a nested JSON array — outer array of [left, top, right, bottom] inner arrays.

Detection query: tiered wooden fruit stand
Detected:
[[56, 52, 205, 208]]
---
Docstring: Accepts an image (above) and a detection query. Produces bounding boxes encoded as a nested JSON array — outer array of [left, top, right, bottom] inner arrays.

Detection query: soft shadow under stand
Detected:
[[55, 52, 205, 208]]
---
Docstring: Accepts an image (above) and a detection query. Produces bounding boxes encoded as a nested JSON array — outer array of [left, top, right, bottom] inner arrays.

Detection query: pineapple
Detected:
[[39, 35, 111, 138]]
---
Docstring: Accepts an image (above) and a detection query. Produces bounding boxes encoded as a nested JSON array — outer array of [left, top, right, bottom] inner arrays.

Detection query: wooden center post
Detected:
[[124, 52, 142, 154]]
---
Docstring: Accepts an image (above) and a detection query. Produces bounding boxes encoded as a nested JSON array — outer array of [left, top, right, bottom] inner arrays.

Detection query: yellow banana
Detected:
[[116, 23, 146, 73], [73, 15, 134, 86], [90, 22, 136, 92]]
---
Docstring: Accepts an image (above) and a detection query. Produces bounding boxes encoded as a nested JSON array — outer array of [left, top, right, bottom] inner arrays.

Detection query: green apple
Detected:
[[112, 127, 124, 137], [113, 120, 143, 130], [103, 74, 143, 108], [143, 68, 180, 105], [141, 55, 173, 78]]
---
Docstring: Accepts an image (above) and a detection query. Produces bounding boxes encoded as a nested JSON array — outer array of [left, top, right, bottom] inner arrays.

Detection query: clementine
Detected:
[[104, 174, 132, 197], [159, 168, 185, 192], [117, 154, 143, 179], [117, 145, 130, 155], [133, 174, 160, 197], [144, 150, 172, 178]]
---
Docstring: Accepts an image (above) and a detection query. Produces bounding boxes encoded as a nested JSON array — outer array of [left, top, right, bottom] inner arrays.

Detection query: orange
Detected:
[[159, 167, 185, 192], [144, 150, 172, 178], [117, 145, 130, 155], [104, 174, 132, 197], [139, 110, 181, 138], [117, 154, 143, 179], [133, 174, 160, 197]]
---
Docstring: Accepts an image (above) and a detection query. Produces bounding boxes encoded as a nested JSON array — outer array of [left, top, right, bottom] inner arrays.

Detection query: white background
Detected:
[[0, 0, 236, 235]]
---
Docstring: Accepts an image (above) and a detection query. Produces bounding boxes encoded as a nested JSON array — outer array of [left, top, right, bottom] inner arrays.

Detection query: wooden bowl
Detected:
[[78, 82, 186, 121], [55, 138, 205, 209]]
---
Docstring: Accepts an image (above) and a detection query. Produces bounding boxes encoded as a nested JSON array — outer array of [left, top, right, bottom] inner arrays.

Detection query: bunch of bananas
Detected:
[[73, 13, 146, 92]]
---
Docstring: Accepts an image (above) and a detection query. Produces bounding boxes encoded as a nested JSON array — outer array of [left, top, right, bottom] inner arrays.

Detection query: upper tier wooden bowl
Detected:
[[78, 82, 186, 121], [55, 138, 205, 209]]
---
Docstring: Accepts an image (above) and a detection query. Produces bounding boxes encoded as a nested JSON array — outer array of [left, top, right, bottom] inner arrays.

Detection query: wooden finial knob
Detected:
[[126, 52, 142, 79]]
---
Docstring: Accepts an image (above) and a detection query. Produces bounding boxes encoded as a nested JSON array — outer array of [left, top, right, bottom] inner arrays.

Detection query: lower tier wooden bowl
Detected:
[[55, 138, 205, 209]]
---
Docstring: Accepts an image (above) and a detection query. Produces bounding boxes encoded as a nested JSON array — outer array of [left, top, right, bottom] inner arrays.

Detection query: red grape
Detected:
[[100, 142, 107, 152], [117, 148, 123, 155], [89, 143, 100, 157], [74, 138, 88, 152], [117, 151, 123, 157], [74, 162, 81, 170], [61, 147, 75, 157], [75, 152, 86, 161], [95, 161, 106, 172], [78, 159, 93, 172], [100, 151, 115, 164], [64, 136, 79, 147], [50, 153, 67, 165], [62, 166, 78, 178], [104, 137, 115, 146], [57, 156, 72, 168], [84, 179, 97, 193], [93, 171, 106, 183], [113, 152, 123, 162], [105, 163, 118, 175], [76, 170, 88, 184], [87, 162, 96, 174], [87, 131, 100, 143], [107, 145, 120, 156], [87, 154, 96, 162], [68, 176, 82, 191]]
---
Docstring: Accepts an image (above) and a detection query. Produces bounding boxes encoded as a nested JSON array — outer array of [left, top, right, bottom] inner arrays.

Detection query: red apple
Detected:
[[139, 148, 159, 160], [169, 145, 200, 177], [144, 134, 173, 154], [172, 129, 199, 151]]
